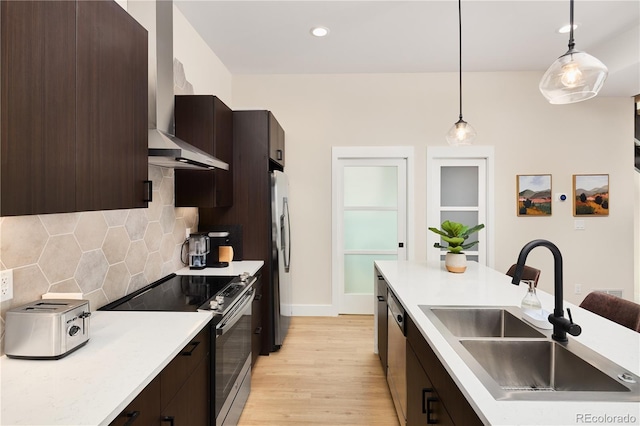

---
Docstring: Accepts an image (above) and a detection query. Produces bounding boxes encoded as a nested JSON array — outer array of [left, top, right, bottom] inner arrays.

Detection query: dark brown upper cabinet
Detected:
[[174, 95, 233, 208], [0, 0, 148, 216], [268, 112, 285, 169]]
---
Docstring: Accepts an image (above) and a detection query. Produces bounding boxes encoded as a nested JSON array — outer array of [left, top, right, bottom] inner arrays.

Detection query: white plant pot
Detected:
[[445, 252, 467, 273]]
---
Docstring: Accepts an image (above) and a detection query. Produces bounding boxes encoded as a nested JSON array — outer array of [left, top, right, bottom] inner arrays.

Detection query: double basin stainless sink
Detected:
[[420, 306, 640, 401]]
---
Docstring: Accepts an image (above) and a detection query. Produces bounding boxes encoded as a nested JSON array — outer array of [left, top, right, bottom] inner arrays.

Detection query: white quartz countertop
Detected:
[[0, 311, 212, 426], [175, 260, 264, 277], [375, 260, 640, 426]]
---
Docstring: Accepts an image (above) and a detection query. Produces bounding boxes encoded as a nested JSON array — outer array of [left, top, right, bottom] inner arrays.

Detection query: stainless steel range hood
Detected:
[[129, 0, 228, 171]]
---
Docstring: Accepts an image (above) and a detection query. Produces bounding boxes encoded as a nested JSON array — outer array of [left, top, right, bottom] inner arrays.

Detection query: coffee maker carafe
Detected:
[[188, 234, 210, 269]]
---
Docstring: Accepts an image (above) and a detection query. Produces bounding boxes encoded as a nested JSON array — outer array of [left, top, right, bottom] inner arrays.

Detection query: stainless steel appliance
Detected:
[[271, 170, 292, 349], [387, 289, 407, 425], [100, 273, 257, 426], [129, 0, 228, 170], [5, 299, 91, 359], [189, 233, 210, 269]]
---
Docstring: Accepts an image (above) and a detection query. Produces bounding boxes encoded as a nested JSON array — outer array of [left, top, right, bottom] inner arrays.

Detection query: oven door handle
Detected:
[[216, 288, 255, 336]]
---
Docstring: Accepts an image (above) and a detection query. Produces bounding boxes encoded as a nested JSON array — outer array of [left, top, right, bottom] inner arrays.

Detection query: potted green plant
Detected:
[[428, 220, 485, 273]]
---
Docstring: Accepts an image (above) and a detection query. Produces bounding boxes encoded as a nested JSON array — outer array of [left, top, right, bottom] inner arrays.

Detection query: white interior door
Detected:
[[426, 146, 495, 267], [335, 157, 407, 314]]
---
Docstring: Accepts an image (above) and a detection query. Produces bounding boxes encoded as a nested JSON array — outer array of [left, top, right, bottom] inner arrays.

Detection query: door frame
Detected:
[[331, 146, 415, 316], [426, 146, 495, 268]]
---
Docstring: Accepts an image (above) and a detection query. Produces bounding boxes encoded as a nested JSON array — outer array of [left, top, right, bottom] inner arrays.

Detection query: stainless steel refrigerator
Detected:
[[271, 170, 292, 348]]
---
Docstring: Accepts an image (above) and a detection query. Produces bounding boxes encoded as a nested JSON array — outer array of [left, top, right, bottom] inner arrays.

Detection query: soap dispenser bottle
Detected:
[[521, 280, 542, 313]]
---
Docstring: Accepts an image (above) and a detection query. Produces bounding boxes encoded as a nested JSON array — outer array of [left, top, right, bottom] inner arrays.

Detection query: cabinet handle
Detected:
[[276, 149, 283, 160], [377, 296, 385, 302], [254, 326, 263, 335], [161, 416, 175, 426], [421, 388, 433, 414], [427, 395, 438, 424], [180, 341, 200, 356], [143, 180, 153, 202], [422, 388, 439, 424], [122, 411, 140, 426]]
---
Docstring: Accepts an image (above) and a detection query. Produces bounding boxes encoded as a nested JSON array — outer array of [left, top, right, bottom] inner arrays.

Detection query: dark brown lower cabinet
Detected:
[[407, 344, 454, 426], [406, 316, 483, 426], [161, 355, 209, 425], [375, 268, 388, 374], [109, 326, 210, 426], [251, 274, 264, 367], [109, 375, 161, 426]]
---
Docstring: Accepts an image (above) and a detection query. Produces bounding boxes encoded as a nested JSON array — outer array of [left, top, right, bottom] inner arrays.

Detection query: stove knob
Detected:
[[216, 295, 224, 304], [209, 300, 219, 310], [68, 325, 81, 336], [240, 272, 249, 282]]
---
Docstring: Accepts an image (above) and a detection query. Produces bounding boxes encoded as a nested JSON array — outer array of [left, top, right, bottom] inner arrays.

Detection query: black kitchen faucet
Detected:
[[511, 239, 582, 342]]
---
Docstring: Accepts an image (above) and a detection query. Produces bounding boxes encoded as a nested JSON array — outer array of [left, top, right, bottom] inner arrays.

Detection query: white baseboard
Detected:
[[291, 304, 336, 316]]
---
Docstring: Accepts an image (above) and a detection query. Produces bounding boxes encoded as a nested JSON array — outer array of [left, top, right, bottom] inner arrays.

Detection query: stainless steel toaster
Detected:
[[4, 299, 91, 359]]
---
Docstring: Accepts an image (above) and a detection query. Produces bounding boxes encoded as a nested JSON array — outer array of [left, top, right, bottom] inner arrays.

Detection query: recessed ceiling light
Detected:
[[557, 23, 578, 34], [310, 26, 329, 37]]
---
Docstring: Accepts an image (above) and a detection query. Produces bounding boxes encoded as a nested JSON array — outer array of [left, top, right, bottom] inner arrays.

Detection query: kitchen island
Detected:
[[376, 260, 640, 426]]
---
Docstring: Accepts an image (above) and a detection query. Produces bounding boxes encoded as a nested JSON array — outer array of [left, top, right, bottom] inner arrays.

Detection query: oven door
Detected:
[[215, 286, 255, 426]]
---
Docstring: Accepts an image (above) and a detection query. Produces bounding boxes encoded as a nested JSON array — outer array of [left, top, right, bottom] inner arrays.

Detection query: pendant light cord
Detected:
[[568, 0, 575, 50], [458, 0, 463, 120]]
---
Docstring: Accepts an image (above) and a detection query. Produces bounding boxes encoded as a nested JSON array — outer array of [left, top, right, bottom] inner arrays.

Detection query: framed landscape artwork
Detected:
[[573, 174, 609, 216], [517, 174, 552, 216]]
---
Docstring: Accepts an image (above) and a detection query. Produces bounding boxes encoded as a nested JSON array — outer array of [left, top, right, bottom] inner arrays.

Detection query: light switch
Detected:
[[574, 219, 585, 230]]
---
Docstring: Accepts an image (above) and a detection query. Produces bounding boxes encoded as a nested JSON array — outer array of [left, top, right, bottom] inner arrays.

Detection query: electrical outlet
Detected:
[[185, 227, 191, 239], [1, 269, 14, 302], [575, 283, 582, 295]]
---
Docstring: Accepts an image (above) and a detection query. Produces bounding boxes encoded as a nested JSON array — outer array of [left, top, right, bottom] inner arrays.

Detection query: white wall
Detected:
[[173, 6, 233, 106], [232, 72, 635, 309]]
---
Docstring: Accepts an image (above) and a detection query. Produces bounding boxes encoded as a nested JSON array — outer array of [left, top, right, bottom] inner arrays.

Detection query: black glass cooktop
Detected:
[[100, 274, 236, 312]]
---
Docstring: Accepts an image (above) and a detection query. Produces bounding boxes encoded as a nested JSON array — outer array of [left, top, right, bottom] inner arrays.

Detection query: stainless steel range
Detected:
[[100, 272, 257, 426]]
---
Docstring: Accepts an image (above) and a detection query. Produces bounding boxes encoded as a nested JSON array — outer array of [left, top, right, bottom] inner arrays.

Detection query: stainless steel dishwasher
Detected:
[[387, 289, 407, 425]]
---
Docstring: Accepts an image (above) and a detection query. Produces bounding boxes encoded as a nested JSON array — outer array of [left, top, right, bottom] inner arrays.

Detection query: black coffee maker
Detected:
[[207, 231, 232, 268]]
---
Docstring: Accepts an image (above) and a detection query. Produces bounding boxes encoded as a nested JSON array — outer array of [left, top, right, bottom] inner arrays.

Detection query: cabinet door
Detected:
[[161, 355, 210, 426], [251, 274, 264, 367], [160, 326, 210, 408], [109, 376, 161, 426], [407, 344, 454, 426], [76, 0, 148, 211], [376, 273, 388, 374], [406, 316, 483, 426], [268, 112, 285, 168], [175, 95, 233, 207], [1, 0, 77, 215]]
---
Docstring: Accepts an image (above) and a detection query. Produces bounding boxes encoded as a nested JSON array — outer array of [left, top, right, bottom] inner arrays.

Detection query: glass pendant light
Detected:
[[539, 0, 608, 104], [446, 0, 476, 146]]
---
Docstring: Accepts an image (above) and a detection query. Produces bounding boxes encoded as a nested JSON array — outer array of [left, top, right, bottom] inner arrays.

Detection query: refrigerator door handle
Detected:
[[283, 197, 291, 272]]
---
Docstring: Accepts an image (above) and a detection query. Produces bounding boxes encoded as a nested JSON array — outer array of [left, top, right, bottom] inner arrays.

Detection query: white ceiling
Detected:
[[175, 1, 640, 97]]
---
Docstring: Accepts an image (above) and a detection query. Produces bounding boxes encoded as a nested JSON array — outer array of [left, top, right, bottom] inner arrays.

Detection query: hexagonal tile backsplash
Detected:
[[0, 166, 198, 352]]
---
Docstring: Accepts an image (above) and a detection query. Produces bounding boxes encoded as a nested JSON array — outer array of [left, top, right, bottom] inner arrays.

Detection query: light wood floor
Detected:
[[238, 315, 400, 426]]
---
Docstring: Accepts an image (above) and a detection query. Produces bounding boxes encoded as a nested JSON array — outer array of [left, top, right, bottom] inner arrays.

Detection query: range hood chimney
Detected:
[[129, 0, 228, 170]]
